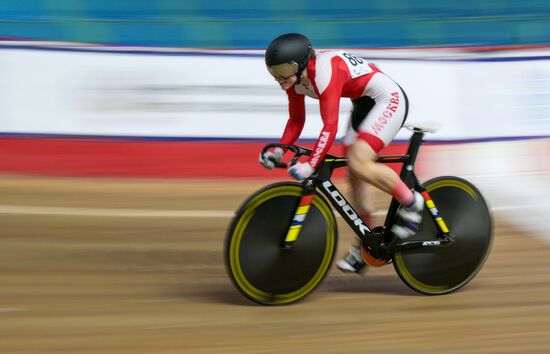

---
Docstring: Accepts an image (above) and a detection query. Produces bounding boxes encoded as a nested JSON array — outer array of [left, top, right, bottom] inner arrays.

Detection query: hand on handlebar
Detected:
[[288, 162, 314, 180], [259, 147, 284, 169]]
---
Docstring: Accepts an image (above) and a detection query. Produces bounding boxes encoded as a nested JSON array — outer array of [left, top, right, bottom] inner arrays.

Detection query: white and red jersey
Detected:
[[279, 50, 407, 168]]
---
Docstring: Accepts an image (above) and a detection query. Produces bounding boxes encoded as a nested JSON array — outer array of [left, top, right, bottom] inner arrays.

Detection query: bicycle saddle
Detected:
[[403, 121, 441, 133]]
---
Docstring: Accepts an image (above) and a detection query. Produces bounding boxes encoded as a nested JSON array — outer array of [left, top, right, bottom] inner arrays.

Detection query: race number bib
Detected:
[[338, 52, 373, 78]]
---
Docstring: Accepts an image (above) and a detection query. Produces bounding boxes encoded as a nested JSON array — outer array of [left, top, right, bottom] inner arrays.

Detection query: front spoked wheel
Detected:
[[225, 182, 337, 305], [393, 176, 493, 295]]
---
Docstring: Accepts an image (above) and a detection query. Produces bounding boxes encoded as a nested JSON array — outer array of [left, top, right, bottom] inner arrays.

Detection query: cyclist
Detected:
[[259, 33, 424, 273]]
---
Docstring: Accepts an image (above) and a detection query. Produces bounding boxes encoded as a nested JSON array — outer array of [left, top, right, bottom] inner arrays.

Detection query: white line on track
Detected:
[[0, 205, 234, 218], [2, 203, 548, 243], [0, 204, 546, 218], [0, 308, 22, 313]]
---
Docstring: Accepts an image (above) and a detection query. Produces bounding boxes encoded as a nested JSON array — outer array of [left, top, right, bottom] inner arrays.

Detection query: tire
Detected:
[[393, 176, 493, 295], [225, 182, 337, 305]]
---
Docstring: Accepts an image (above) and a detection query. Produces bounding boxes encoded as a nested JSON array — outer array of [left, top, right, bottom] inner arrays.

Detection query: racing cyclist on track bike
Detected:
[[258, 33, 424, 274]]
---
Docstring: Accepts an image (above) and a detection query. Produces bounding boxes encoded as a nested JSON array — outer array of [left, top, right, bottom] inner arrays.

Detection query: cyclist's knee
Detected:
[[348, 140, 377, 174]]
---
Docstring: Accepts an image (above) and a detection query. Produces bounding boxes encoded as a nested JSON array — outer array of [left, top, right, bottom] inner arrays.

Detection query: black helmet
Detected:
[[265, 33, 313, 80]]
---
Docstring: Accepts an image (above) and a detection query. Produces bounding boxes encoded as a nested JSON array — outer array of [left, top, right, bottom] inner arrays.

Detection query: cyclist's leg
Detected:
[[342, 95, 377, 225], [337, 101, 376, 274], [348, 171, 375, 226], [348, 74, 410, 203], [349, 141, 416, 205], [348, 75, 423, 239], [335, 171, 378, 273]]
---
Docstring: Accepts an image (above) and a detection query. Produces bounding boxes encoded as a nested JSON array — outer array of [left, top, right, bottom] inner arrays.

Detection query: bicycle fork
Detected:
[[282, 193, 314, 247], [281, 179, 321, 248]]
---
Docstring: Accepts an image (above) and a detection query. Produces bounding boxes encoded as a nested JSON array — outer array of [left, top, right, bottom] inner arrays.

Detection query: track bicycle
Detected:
[[225, 123, 492, 305]]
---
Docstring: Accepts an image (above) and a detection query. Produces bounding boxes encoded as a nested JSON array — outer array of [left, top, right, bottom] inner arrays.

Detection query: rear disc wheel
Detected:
[[393, 176, 493, 295]]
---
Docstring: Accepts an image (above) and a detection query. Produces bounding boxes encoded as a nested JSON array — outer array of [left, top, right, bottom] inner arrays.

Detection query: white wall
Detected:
[[0, 45, 549, 141]]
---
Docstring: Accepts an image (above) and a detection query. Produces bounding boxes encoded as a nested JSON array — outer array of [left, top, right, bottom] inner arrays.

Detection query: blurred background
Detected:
[[0, 1, 549, 353]]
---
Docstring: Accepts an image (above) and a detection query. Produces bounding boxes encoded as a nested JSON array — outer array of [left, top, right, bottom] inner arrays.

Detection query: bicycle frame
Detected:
[[265, 129, 455, 260]]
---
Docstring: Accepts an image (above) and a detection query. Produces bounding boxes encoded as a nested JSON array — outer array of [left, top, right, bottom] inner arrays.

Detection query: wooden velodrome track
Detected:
[[1, 175, 549, 354]]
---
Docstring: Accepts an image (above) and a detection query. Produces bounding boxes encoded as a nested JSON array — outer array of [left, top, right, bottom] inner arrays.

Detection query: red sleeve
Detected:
[[308, 57, 349, 169], [279, 88, 305, 145]]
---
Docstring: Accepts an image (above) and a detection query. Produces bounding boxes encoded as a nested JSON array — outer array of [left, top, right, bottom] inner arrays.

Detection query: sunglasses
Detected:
[[267, 62, 299, 81]]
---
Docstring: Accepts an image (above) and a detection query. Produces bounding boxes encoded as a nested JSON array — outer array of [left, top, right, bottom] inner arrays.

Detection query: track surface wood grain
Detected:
[[1, 176, 549, 354]]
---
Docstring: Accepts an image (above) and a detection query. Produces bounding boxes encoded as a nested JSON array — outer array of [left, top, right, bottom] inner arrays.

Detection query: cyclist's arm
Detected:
[[308, 58, 349, 169], [307, 96, 339, 169], [279, 88, 305, 145]]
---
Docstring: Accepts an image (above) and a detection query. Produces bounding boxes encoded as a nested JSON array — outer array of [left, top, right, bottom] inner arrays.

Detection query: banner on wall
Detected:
[[0, 45, 549, 141]]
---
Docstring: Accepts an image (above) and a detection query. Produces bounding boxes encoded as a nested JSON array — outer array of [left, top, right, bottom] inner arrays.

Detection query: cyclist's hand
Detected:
[[289, 162, 314, 180], [259, 147, 284, 169]]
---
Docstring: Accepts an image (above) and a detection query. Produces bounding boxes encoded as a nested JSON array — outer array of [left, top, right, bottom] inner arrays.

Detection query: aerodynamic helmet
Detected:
[[265, 33, 313, 81]]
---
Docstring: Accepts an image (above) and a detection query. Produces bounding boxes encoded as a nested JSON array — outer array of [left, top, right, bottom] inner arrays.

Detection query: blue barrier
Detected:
[[0, 0, 549, 48]]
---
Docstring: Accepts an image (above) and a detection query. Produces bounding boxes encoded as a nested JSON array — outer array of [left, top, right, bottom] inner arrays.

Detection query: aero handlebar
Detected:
[[261, 144, 314, 169]]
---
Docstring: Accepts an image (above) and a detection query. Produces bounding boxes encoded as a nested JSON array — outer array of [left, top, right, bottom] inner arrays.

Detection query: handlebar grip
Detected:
[[273, 161, 288, 169], [264, 154, 287, 169]]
